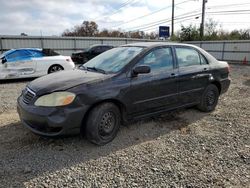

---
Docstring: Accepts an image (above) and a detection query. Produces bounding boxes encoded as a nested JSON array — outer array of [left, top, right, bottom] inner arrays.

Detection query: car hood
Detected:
[[28, 70, 111, 95]]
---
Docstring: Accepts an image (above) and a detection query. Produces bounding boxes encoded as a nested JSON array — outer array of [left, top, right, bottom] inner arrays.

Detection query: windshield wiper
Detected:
[[79, 65, 87, 70], [86, 67, 106, 74]]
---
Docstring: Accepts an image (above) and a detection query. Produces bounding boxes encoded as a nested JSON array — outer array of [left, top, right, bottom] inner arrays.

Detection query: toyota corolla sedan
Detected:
[[0, 48, 75, 80], [17, 42, 230, 145]]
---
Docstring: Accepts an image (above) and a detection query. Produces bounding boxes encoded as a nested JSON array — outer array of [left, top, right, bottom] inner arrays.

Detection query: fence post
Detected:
[[40, 37, 44, 49], [0, 37, 3, 53], [222, 42, 225, 61], [74, 38, 77, 52], [200, 41, 203, 48]]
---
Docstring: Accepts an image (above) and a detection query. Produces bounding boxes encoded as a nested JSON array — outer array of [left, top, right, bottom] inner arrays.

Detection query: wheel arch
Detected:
[[80, 99, 127, 134], [210, 80, 221, 94]]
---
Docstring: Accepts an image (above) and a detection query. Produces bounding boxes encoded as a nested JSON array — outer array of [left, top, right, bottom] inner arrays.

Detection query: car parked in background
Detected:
[[71, 44, 114, 64], [0, 48, 75, 80], [17, 42, 230, 145]]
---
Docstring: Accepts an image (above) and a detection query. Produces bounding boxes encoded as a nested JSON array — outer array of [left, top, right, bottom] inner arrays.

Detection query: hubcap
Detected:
[[99, 112, 116, 137], [50, 66, 62, 73], [206, 90, 216, 106]]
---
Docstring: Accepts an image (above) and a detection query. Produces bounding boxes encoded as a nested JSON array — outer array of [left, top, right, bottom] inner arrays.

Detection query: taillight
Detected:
[[227, 64, 231, 73]]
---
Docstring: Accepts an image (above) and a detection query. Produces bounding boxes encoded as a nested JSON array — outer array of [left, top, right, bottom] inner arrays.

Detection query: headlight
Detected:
[[34, 92, 76, 107]]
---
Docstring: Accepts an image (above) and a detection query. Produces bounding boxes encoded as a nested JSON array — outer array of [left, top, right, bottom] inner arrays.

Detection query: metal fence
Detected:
[[0, 35, 160, 56], [0, 35, 249, 63], [187, 40, 250, 63]]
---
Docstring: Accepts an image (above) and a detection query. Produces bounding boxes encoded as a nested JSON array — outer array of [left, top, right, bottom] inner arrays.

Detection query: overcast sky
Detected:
[[0, 0, 249, 36]]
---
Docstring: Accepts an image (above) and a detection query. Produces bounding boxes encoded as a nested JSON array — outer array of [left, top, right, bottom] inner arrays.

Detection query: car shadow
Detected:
[[0, 77, 35, 84], [0, 108, 208, 187]]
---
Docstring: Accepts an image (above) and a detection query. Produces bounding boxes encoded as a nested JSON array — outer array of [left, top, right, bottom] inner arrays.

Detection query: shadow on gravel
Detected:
[[243, 79, 250, 87], [0, 77, 35, 84], [0, 108, 207, 187]]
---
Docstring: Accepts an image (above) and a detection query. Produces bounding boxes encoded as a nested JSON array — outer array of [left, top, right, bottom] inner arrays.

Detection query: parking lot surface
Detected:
[[0, 65, 249, 187]]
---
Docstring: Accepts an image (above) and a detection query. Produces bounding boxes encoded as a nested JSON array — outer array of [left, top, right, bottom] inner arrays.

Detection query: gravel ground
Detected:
[[0, 65, 249, 188]]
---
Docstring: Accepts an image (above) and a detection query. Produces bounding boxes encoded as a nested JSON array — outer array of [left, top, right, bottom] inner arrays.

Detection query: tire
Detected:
[[48, 65, 64, 74], [85, 103, 121, 145], [197, 84, 219, 112]]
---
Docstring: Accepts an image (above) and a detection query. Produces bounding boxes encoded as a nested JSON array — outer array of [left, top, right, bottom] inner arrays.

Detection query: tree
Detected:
[[205, 19, 218, 36], [179, 24, 200, 41], [62, 21, 98, 37], [20, 33, 28, 36]]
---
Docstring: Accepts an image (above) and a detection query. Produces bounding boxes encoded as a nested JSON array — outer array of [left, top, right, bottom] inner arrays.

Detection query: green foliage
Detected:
[[62, 20, 250, 41], [174, 19, 250, 41], [62, 21, 158, 39], [178, 24, 200, 41]]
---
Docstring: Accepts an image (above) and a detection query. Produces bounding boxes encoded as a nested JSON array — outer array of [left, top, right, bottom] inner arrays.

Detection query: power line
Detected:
[[94, 0, 137, 21], [207, 9, 250, 14], [207, 2, 250, 9], [112, 0, 194, 28], [126, 9, 201, 31], [129, 12, 201, 31], [127, 8, 250, 32], [143, 17, 200, 32], [139, 9, 250, 32]]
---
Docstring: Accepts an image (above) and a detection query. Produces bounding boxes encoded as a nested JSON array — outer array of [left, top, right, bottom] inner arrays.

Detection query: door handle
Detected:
[[203, 67, 208, 72]]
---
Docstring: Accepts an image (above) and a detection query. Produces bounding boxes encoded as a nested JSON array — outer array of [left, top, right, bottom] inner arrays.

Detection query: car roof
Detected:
[[121, 42, 196, 48]]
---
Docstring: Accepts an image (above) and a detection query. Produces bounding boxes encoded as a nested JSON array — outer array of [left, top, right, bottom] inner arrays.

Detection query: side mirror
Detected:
[[132, 65, 151, 77]]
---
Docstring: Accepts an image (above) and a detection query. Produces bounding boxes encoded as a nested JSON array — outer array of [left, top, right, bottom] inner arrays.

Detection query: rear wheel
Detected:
[[48, 65, 64, 74], [84, 103, 121, 145], [197, 84, 219, 112]]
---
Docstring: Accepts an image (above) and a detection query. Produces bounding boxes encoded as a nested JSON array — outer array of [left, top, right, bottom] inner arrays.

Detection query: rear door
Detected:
[[175, 46, 210, 105], [127, 47, 179, 117]]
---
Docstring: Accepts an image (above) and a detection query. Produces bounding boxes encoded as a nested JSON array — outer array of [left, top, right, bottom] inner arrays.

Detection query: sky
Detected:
[[0, 0, 249, 36]]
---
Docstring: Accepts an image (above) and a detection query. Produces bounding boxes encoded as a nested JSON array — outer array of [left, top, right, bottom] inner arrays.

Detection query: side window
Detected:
[[6, 50, 32, 62], [103, 46, 111, 51], [176, 47, 201, 67], [136, 47, 173, 74], [93, 46, 102, 53]]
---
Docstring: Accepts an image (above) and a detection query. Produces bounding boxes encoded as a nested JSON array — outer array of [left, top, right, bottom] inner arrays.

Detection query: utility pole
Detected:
[[171, 0, 174, 37], [200, 0, 207, 39]]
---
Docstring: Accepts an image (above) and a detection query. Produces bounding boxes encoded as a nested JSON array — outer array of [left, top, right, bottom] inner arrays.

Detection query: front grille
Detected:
[[22, 88, 36, 104]]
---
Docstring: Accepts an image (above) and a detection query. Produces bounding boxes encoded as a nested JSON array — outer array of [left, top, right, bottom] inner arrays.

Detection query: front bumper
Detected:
[[17, 96, 88, 137]]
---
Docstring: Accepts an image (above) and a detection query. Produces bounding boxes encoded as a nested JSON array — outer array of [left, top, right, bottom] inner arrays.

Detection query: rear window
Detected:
[[42, 49, 59, 56]]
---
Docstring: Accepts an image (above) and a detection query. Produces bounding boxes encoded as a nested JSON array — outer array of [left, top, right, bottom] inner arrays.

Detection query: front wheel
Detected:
[[84, 103, 121, 145], [197, 84, 219, 112]]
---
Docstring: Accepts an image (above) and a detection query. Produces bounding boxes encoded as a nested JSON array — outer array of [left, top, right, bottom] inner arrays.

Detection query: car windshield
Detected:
[[82, 46, 144, 73]]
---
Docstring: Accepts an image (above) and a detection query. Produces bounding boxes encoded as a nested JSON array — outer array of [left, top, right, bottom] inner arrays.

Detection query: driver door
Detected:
[[126, 47, 179, 118]]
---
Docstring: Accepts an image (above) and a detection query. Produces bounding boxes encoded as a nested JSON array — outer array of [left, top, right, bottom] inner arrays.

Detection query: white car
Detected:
[[0, 48, 75, 80]]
